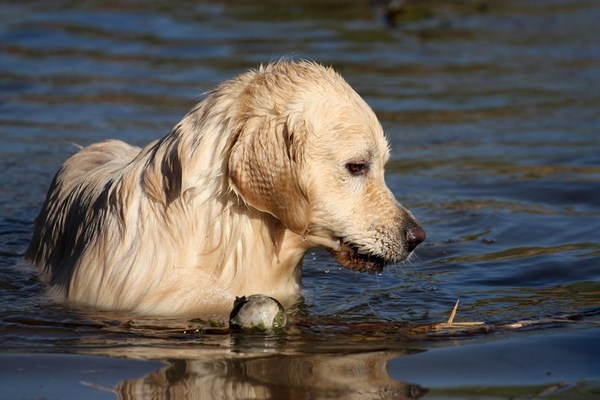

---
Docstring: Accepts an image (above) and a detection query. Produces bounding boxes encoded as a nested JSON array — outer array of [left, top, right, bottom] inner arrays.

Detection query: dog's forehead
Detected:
[[333, 103, 388, 152], [312, 116, 390, 165], [300, 91, 389, 160], [341, 128, 390, 163]]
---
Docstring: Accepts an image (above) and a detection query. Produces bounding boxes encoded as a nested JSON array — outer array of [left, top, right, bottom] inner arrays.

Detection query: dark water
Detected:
[[1, 1, 599, 398]]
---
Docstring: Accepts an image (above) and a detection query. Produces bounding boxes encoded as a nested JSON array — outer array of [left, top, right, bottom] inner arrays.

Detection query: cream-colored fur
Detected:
[[26, 60, 424, 316]]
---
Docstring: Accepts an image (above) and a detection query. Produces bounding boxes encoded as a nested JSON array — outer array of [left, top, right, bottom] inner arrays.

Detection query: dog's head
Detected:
[[228, 61, 425, 272]]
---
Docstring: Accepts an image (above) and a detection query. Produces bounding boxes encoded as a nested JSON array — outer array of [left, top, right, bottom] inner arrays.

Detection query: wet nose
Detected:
[[405, 224, 426, 253]]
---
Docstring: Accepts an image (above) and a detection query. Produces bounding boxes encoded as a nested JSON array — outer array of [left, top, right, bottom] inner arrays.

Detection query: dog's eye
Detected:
[[346, 162, 369, 176]]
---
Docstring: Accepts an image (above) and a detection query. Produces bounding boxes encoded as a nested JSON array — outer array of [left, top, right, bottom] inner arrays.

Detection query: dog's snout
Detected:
[[404, 223, 426, 253]]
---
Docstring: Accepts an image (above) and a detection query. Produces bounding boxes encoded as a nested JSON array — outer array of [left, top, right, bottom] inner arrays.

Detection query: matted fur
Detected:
[[26, 61, 424, 316]]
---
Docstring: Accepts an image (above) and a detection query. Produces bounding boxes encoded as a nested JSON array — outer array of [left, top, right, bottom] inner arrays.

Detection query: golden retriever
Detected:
[[26, 60, 425, 315]]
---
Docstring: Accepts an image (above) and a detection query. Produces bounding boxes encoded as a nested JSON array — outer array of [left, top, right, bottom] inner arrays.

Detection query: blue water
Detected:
[[1, 1, 599, 398]]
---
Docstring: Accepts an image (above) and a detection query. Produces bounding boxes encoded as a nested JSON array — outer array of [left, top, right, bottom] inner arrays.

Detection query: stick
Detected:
[[447, 299, 459, 325]]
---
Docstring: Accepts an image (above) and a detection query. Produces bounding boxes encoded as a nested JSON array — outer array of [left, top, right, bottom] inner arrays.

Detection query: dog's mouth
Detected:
[[328, 242, 387, 274]]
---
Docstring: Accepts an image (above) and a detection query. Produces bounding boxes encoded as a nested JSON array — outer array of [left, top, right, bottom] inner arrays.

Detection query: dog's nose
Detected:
[[405, 224, 426, 253]]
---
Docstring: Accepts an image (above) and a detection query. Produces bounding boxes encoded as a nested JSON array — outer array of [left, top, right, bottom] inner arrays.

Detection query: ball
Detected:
[[229, 294, 287, 331]]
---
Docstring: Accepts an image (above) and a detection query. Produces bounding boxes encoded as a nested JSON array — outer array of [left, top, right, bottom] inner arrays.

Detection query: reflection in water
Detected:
[[54, 312, 428, 399], [115, 349, 426, 400], [70, 317, 427, 399]]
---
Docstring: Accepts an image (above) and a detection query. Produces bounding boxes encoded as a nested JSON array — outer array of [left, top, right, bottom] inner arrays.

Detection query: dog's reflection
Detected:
[[115, 349, 427, 399]]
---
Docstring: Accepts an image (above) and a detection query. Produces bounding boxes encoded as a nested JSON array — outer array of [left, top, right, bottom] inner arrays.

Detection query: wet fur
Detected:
[[26, 60, 422, 315]]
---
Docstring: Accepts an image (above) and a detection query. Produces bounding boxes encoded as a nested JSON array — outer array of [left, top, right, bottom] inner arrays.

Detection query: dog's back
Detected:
[[26, 140, 141, 288]]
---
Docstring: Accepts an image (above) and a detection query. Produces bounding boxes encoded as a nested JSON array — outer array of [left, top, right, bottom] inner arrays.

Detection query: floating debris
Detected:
[[432, 300, 486, 332]]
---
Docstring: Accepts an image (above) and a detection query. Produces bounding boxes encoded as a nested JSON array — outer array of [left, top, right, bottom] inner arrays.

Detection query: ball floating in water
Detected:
[[229, 294, 287, 331]]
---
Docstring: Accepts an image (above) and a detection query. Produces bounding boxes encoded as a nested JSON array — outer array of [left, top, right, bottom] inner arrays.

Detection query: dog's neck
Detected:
[[92, 110, 313, 315], [197, 196, 309, 303], [133, 170, 311, 315]]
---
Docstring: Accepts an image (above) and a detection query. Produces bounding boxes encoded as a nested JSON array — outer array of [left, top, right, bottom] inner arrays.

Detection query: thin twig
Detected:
[[447, 299, 459, 325], [432, 299, 485, 331]]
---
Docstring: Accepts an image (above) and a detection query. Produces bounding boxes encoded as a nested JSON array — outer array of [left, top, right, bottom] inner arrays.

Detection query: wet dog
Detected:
[[26, 60, 425, 315]]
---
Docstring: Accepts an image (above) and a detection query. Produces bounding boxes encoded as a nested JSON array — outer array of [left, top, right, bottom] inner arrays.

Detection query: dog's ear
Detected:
[[142, 130, 183, 206], [228, 115, 310, 233]]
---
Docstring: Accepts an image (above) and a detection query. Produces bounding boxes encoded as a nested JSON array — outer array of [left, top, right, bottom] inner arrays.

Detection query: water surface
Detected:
[[1, 1, 599, 398]]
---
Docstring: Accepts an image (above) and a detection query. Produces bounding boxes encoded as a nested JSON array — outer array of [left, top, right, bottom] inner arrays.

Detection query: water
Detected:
[[1, 1, 599, 398]]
